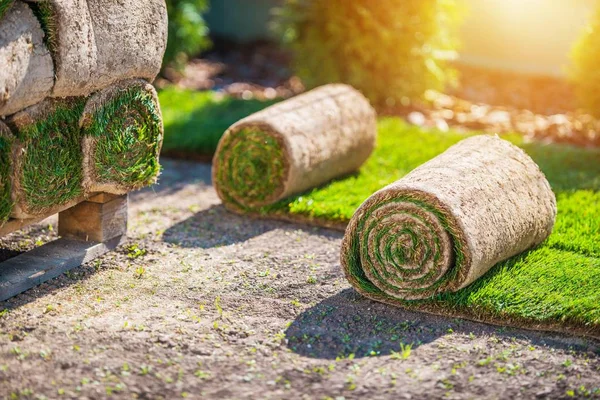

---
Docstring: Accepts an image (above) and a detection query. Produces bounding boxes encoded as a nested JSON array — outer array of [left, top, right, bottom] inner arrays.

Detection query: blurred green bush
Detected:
[[163, 0, 211, 69], [570, 7, 600, 117], [273, 0, 462, 108]]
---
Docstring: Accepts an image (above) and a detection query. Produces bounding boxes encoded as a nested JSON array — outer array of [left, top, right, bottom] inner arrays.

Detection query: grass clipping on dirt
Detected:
[[80, 79, 163, 194], [7, 97, 85, 218], [0, 120, 13, 223], [213, 84, 377, 212], [341, 135, 556, 302], [260, 119, 600, 337]]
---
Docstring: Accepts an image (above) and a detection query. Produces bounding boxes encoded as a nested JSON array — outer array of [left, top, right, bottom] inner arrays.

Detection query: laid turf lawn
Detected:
[[261, 119, 600, 334], [159, 87, 276, 157]]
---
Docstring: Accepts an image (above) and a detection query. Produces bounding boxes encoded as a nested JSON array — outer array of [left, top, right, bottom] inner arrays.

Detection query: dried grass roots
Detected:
[[213, 84, 378, 211], [25, 0, 167, 97], [341, 135, 557, 301], [0, 1, 54, 116]]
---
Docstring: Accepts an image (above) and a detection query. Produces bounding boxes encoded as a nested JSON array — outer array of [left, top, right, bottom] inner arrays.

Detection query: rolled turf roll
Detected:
[[25, 0, 167, 98], [213, 84, 377, 212], [7, 97, 85, 218], [0, 1, 54, 117], [80, 79, 163, 194], [341, 135, 557, 301], [0, 120, 14, 224]]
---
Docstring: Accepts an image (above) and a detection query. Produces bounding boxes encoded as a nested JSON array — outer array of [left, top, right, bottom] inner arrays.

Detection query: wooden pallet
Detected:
[[0, 193, 127, 301]]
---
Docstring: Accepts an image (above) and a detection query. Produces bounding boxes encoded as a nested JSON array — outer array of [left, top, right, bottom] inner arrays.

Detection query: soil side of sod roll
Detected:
[[213, 84, 377, 212], [80, 79, 163, 194], [26, 0, 167, 98], [0, 0, 54, 116], [6, 97, 85, 218]]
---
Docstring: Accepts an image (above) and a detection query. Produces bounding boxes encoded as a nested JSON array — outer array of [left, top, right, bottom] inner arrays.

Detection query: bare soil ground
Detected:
[[1, 159, 599, 400]]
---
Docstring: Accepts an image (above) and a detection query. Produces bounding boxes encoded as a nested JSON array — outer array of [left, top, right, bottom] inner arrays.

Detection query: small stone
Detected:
[[407, 112, 426, 126]]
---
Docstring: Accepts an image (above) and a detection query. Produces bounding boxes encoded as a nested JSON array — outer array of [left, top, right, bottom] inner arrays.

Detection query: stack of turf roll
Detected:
[[0, 0, 166, 226], [213, 84, 378, 214], [341, 135, 557, 303]]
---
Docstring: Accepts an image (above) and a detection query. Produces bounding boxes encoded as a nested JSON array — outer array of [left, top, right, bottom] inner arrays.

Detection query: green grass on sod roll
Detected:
[[0, 133, 13, 223], [0, 0, 13, 20], [28, 0, 58, 55], [86, 87, 162, 188], [159, 87, 277, 157], [17, 99, 85, 213], [261, 118, 600, 334], [215, 127, 287, 210]]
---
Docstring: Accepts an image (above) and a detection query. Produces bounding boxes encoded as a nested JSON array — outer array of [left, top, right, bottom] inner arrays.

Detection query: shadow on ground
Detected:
[[130, 158, 213, 202], [523, 141, 600, 193], [285, 288, 600, 360], [0, 223, 115, 309], [162, 204, 301, 249]]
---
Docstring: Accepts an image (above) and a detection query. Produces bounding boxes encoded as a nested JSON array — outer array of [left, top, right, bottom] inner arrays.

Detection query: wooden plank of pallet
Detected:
[[0, 193, 125, 238], [0, 195, 98, 238], [0, 194, 127, 301], [0, 236, 123, 301], [0, 215, 49, 238], [59, 194, 127, 242]]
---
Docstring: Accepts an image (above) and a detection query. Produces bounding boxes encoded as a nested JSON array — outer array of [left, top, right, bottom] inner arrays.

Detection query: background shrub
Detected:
[[273, 0, 462, 108], [163, 0, 211, 70], [570, 6, 600, 117]]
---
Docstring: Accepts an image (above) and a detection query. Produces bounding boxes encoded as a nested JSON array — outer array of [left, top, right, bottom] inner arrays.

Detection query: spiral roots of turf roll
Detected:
[[343, 192, 469, 301], [214, 126, 288, 210], [81, 80, 163, 194], [341, 135, 557, 302]]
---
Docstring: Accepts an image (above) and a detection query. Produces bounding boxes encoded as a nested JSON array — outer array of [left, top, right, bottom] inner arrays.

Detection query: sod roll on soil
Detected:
[[213, 84, 377, 212], [80, 79, 163, 194], [341, 135, 557, 302], [0, 1, 54, 116], [7, 97, 85, 219], [25, 0, 167, 98]]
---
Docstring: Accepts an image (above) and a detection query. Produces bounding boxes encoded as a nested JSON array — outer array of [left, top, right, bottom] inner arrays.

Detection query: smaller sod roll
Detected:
[[213, 84, 377, 211], [341, 135, 557, 301], [0, 1, 54, 116], [7, 97, 85, 219], [0, 120, 14, 224], [80, 79, 163, 194]]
